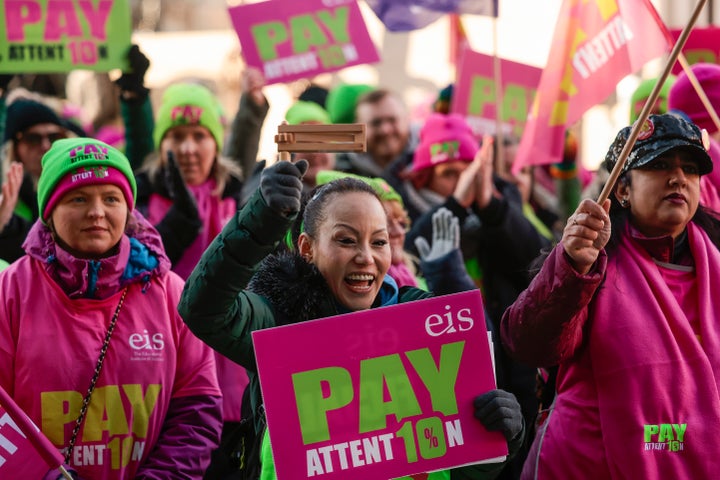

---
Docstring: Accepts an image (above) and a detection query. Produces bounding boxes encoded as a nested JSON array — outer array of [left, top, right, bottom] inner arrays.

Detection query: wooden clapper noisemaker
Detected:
[[274, 123, 367, 161]]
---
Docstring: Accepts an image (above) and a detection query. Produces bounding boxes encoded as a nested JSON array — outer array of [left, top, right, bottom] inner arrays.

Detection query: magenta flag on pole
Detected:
[[252, 290, 506, 480], [0, 384, 64, 478], [512, 0, 670, 174]]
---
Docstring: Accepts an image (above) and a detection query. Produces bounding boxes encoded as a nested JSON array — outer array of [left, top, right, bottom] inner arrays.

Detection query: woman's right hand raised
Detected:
[[260, 159, 308, 217], [0, 162, 23, 231], [562, 198, 611, 275]]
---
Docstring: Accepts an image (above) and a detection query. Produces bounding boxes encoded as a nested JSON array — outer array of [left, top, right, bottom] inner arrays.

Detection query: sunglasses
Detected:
[[17, 131, 67, 146]]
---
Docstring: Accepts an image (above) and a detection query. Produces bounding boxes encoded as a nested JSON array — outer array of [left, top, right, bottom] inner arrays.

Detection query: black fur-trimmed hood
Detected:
[[247, 252, 336, 325]]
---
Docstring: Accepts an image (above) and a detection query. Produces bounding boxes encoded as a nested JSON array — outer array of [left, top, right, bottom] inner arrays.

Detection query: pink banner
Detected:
[[512, 0, 669, 173], [670, 26, 720, 74], [451, 49, 541, 138], [0, 406, 56, 478], [252, 290, 506, 480], [228, 0, 380, 85]]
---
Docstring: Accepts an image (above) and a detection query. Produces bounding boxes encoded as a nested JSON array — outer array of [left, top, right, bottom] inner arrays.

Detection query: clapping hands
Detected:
[[453, 135, 496, 210]]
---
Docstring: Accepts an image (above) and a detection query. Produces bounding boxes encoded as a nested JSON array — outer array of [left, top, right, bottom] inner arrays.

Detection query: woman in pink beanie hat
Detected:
[[405, 113, 479, 205], [669, 63, 720, 211], [669, 63, 720, 134]]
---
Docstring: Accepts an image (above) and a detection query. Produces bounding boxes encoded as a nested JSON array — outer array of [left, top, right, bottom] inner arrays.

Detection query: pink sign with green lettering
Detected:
[[228, 0, 380, 85], [451, 49, 541, 138], [0, 0, 131, 73], [252, 290, 506, 480]]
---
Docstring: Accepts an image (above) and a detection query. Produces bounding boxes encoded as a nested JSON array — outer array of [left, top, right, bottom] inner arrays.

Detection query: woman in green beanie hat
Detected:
[[134, 82, 245, 278], [132, 79, 267, 480], [1, 137, 222, 479]]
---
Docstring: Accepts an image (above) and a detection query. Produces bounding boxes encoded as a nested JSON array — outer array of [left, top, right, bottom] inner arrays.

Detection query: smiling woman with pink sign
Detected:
[[179, 156, 526, 479]]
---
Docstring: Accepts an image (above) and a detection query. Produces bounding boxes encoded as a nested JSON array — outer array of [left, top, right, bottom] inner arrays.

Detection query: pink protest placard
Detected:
[[670, 26, 720, 74], [252, 290, 506, 480], [227, 0, 380, 85], [451, 49, 541, 139]]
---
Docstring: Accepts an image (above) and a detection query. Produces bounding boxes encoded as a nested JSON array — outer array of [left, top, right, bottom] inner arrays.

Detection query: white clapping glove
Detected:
[[413, 207, 460, 262]]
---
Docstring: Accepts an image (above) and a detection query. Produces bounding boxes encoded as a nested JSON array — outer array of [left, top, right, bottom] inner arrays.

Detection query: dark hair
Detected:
[[528, 171, 720, 279], [302, 177, 382, 238], [605, 171, 720, 251]]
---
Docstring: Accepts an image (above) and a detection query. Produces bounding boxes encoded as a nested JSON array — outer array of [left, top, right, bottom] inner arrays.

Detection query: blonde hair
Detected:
[[138, 151, 242, 197]]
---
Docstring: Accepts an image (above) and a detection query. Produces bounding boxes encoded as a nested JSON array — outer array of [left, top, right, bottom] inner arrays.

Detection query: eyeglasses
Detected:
[[17, 131, 67, 146]]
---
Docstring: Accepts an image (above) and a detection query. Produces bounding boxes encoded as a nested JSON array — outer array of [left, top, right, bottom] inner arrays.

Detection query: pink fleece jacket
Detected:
[[502, 222, 720, 479]]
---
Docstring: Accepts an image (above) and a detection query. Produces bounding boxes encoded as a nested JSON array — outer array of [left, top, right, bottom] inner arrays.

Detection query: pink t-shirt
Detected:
[[0, 258, 220, 479]]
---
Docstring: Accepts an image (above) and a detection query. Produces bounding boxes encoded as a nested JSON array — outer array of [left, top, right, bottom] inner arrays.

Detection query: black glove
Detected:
[[473, 389, 524, 443], [155, 151, 202, 263], [0, 74, 14, 92], [115, 44, 150, 95], [164, 151, 199, 221], [259, 159, 308, 217]]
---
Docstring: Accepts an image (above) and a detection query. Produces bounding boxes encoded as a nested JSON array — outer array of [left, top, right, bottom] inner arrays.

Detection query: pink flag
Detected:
[[0, 384, 65, 478], [512, 0, 670, 173]]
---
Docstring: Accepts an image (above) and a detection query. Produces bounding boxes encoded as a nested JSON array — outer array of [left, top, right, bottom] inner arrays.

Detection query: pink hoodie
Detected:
[[503, 223, 720, 479]]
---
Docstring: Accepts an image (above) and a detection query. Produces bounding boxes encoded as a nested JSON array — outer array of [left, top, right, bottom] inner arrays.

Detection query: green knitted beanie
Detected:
[[153, 83, 224, 149], [37, 138, 137, 224], [285, 100, 331, 125], [325, 83, 374, 124], [315, 170, 403, 205], [629, 74, 676, 123]]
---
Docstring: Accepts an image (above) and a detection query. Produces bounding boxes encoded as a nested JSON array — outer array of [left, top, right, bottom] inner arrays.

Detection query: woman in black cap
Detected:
[[501, 113, 720, 479], [0, 95, 85, 263]]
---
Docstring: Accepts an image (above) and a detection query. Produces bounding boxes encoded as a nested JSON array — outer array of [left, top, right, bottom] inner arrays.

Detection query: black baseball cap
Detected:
[[604, 113, 713, 176]]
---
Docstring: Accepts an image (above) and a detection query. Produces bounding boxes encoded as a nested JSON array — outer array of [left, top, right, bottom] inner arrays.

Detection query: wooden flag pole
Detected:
[[492, 15, 505, 176], [275, 123, 367, 161], [597, 0, 708, 204], [59, 465, 74, 480]]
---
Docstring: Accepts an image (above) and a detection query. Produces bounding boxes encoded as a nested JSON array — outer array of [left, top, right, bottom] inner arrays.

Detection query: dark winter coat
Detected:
[[178, 189, 520, 480]]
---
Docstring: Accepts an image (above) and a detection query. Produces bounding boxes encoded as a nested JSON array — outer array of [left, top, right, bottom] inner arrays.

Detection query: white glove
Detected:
[[414, 207, 460, 262]]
